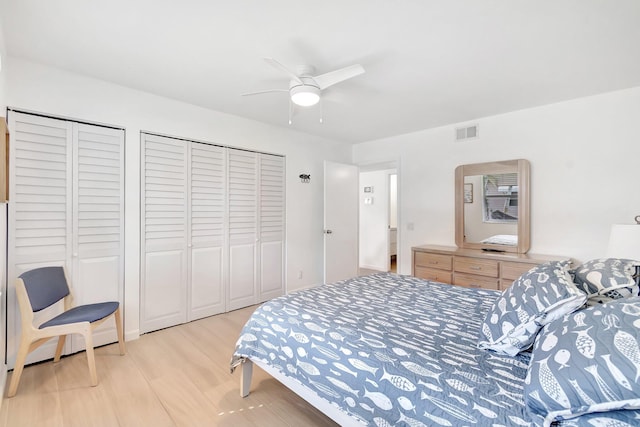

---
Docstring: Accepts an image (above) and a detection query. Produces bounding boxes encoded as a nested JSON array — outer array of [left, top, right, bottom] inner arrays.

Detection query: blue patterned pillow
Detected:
[[525, 297, 640, 426], [477, 260, 587, 356], [573, 258, 640, 305]]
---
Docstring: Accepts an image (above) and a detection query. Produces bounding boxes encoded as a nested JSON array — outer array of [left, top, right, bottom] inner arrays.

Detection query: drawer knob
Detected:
[[470, 266, 481, 270]]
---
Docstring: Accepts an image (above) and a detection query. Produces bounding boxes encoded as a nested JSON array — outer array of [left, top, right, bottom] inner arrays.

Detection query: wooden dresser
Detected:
[[412, 244, 569, 291]]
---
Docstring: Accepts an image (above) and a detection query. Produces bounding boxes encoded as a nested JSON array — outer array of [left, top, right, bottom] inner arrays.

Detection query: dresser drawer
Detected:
[[414, 252, 452, 271], [454, 257, 498, 277], [454, 273, 499, 290], [415, 267, 452, 284], [501, 261, 535, 281]]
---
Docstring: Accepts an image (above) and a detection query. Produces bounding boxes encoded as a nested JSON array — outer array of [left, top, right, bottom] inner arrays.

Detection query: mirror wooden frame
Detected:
[[455, 159, 530, 254]]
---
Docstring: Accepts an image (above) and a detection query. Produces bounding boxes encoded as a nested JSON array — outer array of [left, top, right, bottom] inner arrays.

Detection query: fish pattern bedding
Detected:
[[231, 273, 534, 426]]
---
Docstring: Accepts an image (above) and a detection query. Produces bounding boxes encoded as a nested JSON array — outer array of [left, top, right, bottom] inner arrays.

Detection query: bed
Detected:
[[480, 234, 518, 246], [231, 261, 640, 426]]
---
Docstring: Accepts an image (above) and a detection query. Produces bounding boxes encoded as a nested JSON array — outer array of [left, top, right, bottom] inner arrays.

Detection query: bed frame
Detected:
[[239, 358, 366, 426]]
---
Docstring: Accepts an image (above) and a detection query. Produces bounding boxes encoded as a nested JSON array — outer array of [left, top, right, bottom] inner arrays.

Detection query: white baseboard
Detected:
[[359, 264, 386, 272], [125, 329, 140, 341], [287, 282, 323, 293]]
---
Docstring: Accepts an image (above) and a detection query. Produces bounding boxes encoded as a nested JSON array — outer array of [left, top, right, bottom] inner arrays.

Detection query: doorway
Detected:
[[358, 162, 399, 274], [389, 173, 398, 273]]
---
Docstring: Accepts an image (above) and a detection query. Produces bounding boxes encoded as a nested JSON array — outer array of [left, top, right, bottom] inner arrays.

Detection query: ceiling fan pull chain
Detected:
[[319, 98, 323, 124], [288, 98, 293, 125]]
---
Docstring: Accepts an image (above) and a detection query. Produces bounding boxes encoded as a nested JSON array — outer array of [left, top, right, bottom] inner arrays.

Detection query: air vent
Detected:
[[455, 124, 479, 141]]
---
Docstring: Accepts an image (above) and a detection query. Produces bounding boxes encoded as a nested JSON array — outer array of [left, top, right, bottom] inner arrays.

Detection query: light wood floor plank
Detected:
[[149, 373, 220, 427], [1, 306, 338, 427], [58, 386, 119, 427], [2, 391, 63, 427], [99, 347, 175, 427]]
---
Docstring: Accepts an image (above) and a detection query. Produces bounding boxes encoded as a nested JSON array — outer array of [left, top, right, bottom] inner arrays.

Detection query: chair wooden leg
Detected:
[[8, 338, 32, 398], [84, 332, 98, 387], [54, 335, 66, 362], [114, 307, 126, 355]]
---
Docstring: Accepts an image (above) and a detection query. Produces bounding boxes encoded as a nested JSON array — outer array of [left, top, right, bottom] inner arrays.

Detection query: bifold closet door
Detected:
[[141, 135, 227, 332], [140, 134, 188, 333], [258, 154, 285, 302], [70, 123, 125, 352], [226, 149, 259, 311], [188, 142, 226, 320], [7, 112, 124, 368], [141, 136, 284, 331]]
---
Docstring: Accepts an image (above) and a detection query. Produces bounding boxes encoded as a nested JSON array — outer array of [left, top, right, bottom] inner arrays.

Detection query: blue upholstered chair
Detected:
[[7, 266, 125, 397]]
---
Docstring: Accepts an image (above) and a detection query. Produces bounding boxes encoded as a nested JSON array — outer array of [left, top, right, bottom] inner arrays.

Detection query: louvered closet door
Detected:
[[227, 149, 258, 311], [258, 154, 285, 302], [188, 143, 226, 320], [70, 123, 124, 351], [7, 112, 124, 368], [141, 134, 188, 333], [7, 113, 73, 368]]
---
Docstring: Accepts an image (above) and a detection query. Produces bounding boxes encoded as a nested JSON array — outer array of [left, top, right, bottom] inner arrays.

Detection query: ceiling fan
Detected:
[[243, 58, 365, 122]]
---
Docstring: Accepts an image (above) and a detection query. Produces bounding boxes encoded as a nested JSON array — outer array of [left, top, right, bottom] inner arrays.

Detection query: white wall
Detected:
[[353, 87, 640, 274], [359, 169, 394, 271], [5, 57, 352, 342], [389, 174, 398, 229]]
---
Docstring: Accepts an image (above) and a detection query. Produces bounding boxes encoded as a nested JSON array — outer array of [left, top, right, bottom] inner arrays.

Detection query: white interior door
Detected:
[[324, 161, 358, 283]]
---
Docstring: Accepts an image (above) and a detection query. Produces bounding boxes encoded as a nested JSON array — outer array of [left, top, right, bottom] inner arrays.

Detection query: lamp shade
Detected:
[[607, 224, 640, 260]]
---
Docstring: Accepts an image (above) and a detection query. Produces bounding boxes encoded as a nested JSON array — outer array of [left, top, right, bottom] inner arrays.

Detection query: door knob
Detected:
[[324, 229, 333, 234]]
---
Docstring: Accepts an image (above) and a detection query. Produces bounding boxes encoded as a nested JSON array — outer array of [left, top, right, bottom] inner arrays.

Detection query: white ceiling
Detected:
[[1, 0, 639, 143]]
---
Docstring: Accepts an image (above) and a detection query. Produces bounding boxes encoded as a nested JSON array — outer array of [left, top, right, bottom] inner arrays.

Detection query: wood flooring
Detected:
[[0, 306, 338, 427]]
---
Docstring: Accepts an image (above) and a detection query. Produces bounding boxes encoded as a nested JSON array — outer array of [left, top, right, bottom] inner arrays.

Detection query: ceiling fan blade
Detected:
[[313, 64, 365, 90], [242, 89, 289, 96], [264, 58, 303, 84]]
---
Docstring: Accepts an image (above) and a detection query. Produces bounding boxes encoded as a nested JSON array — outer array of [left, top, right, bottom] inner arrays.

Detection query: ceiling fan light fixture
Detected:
[[290, 85, 321, 107]]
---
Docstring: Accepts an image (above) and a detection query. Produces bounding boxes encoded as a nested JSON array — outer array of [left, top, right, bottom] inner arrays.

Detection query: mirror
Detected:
[[455, 159, 530, 253]]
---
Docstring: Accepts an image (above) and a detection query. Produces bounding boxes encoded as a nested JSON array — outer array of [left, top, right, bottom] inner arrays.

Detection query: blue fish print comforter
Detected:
[[231, 273, 534, 426]]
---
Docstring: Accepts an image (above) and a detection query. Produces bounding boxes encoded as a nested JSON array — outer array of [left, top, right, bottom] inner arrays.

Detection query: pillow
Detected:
[[525, 297, 640, 426], [477, 260, 587, 356], [573, 258, 639, 304], [480, 234, 518, 246]]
